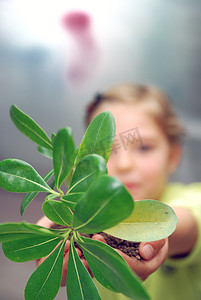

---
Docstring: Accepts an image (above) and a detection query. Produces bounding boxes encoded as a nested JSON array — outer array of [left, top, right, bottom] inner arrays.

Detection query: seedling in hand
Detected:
[[0, 105, 177, 300]]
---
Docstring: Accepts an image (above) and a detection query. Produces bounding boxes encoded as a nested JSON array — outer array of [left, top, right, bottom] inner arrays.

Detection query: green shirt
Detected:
[[95, 183, 201, 300]]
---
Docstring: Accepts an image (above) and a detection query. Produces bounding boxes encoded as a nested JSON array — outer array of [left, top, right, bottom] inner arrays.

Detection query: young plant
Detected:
[[0, 105, 177, 300]]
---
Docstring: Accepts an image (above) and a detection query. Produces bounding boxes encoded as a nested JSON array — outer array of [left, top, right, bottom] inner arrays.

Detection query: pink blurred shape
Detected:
[[61, 11, 100, 84], [62, 11, 91, 34]]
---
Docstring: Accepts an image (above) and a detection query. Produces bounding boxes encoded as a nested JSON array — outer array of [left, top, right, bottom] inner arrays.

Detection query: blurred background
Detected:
[[0, 0, 201, 299]]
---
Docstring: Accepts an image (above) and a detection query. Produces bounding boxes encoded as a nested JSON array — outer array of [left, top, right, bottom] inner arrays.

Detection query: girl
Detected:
[[37, 83, 201, 299], [85, 83, 201, 300]]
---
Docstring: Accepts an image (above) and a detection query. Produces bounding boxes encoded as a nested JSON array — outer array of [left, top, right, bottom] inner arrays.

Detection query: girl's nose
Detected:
[[115, 149, 134, 172]]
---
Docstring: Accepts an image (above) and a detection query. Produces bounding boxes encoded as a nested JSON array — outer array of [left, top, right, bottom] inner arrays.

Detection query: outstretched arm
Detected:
[[168, 206, 198, 257]]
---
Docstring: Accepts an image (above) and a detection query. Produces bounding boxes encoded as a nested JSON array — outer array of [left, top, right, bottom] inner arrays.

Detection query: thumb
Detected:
[[139, 238, 167, 260]]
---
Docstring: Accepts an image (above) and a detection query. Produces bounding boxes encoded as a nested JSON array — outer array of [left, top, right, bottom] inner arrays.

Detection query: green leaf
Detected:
[[0, 222, 60, 243], [21, 192, 39, 215], [73, 175, 134, 234], [51, 132, 56, 143], [10, 105, 52, 150], [68, 154, 107, 194], [24, 240, 65, 300], [45, 193, 58, 201], [65, 169, 73, 188], [67, 238, 100, 300], [105, 200, 178, 242], [20, 169, 54, 215], [2, 236, 62, 262], [78, 237, 149, 300], [37, 146, 53, 159], [61, 193, 83, 210], [23, 223, 65, 238], [43, 200, 73, 226], [77, 112, 115, 163], [53, 127, 76, 189], [49, 177, 56, 190], [0, 159, 54, 193]]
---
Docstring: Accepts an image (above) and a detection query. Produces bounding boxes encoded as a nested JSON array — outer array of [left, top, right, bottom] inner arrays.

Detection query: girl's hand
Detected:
[[36, 216, 168, 284], [92, 234, 168, 281]]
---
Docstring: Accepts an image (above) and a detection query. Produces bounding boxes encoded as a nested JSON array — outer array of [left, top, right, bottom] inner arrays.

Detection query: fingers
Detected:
[[92, 234, 107, 243], [139, 239, 166, 260], [61, 249, 69, 286], [80, 258, 93, 277], [139, 238, 169, 280], [35, 218, 95, 285], [61, 240, 94, 286], [38, 233, 168, 285], [64, 239, 70, 255], [113, 249, 146, 280], [114, 238, 169, 281], [61, 242, 84, 286], [36, 216, 54, 228]]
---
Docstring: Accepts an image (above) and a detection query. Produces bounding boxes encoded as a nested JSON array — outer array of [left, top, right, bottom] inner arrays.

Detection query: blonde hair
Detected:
[[85, 83, 185, 145]]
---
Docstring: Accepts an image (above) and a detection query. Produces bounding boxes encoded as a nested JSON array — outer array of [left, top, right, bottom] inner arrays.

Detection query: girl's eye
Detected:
[[137, 145, 152, 152]]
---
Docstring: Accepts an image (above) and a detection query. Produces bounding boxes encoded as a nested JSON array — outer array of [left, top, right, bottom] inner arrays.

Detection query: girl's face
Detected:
[[91, 102, 180, 201]]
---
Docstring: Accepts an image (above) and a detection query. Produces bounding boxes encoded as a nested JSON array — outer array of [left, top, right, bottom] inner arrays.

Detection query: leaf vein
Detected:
[[35, 240, 64, 299], [6, 237, 60, 254], [14, 114, 52, 149], [50, 203, 71, 226], [74, 189, 120, 230], [71, 245, 84, 299], [0, 170, 53, 193], [68, 172, 95, 194]]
